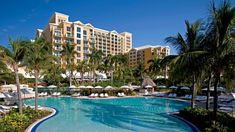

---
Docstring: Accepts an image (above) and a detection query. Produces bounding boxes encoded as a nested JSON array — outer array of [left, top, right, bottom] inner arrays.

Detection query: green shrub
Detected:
[[0, 107, 51, 132], [178, 107, 235, 132]]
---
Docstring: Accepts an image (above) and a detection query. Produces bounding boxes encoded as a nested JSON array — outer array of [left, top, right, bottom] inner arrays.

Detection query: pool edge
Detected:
[[169, 113, 201, 132], [25, 107, 58, 132]]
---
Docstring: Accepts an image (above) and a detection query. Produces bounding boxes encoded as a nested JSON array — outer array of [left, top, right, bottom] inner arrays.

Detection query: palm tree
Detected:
[[23, 38, 51, 110], [165, 20, 205, 108], [43, 63, 63, 86], [203, 1, 235, 117], [62, 43, 76, 86], [88, 47, 103, 82], [147, 57, 163, 79], [77, 60, 88, 83], [0, 38, 27, 114]]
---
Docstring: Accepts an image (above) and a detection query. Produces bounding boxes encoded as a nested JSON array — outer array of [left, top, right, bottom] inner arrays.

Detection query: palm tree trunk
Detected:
[[69, 70, 72, 86], [111, 70, 114, 84], [13, 63, 22, 114], [213, 72, 220, 120], [93, 69, 96, 83], [206, 74, 212, 110], [35, 70, 39, 110], [191, 75, 196, 108], [80, 71, 83, 83]]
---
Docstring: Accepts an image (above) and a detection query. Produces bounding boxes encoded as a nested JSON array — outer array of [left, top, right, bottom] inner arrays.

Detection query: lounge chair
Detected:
[[182, 94, 192, 100], [100, 93, 104, 98], [52, 92, 57, 96], [144, 90, 152, 96], [72, 92, 80, 97], [156, 92, 165, 97], [43, 92, 48, 96], [94, 93, 99, 98], [219, 107, 235, 113], [89, 93, 95, 98], [196, 96, 206, 102], [57, 92, 61, 96], [104, 93, 108, 98], [219, 100, 235, 107], [168, 93, 177, 98], [121, 92, 126, 97]]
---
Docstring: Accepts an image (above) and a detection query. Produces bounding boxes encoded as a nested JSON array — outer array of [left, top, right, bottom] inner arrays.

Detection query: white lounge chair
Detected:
[[104, 93, 108, 98], [117, 93, 122, 97], [144, 90, 152, 96], [121, 92, 126, 97], [94, 93, 98, 98], [156, 92, 165, 97], [57, 92, 61, 96], [52, 92, 57, 96], [89, 93, 95, 98], [43, 92, 48, 96], [168, 93, 177, 98], [196, 96, 206, 101], [100, 93, 104, 98]]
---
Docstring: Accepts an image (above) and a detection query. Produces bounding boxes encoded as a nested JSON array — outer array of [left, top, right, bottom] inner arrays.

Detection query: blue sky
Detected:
[[0, 0, 234, 54]]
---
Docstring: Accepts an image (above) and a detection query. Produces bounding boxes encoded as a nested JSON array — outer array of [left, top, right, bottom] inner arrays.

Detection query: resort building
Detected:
[[36, 12, 132, 66], [128, 45, 170, 69]]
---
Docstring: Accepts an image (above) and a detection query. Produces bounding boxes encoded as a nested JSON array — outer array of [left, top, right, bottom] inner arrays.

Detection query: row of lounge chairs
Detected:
[[39, 92, 48, 96], [89, 93, 109, 98], [52, 92, 61, 96], [117, 92, 126, 97]]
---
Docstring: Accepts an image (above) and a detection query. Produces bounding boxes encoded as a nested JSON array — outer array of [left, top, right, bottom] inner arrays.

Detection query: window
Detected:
[[77, 40, 81, 44], [77, 46, 81, 51], [77, 33, 81, 38], [77, 27, 81, 32], [66, 33, 71, 37], [83, 30, 87, 35], [77, 53, 80, 57], [67, 27, 71, 32], [83, 36, 87, 40]]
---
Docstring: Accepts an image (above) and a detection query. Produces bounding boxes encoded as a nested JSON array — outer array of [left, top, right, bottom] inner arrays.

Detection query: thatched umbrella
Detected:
[[141, 76, 156, 93]]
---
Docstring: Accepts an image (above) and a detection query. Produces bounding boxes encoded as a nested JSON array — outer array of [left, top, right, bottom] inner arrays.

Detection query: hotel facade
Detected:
[[128, 45, 170, 69], [36, 12, 132, 65]]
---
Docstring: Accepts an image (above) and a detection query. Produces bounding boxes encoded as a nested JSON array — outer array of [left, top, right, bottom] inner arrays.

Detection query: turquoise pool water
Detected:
[[25, 97, 193, 132]]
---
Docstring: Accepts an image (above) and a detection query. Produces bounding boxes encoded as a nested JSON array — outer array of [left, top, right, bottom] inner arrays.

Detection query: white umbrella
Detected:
[[181, 86, 190, 90], [48, 85, 57, 88], [120, 85, 130, 89], [95, 86, 103, 89], [37, 85, 44, 88], [158, 85, 166, 88], [0, 93, 6, 98], [231, 93, 235, 99], [145, 85, 153, 88], [86, 86, 94, 89], [69, 85, 76, 89], [105, 86, 113, 89], [78, 85, 86, 89], [169, 86, 177, 89]]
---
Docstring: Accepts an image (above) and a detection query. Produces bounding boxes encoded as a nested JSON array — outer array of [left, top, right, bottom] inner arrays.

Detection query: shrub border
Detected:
[[25, 107, 58, 132]]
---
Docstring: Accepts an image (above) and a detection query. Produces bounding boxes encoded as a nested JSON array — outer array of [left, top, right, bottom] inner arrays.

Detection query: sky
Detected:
[[0, 0, 234, 54]]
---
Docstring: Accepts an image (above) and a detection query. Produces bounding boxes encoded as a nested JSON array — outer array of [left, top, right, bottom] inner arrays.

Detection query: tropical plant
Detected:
[[23, 38, 51, 110], [62, 43, 76, 86], [165, 20, 205, 108], [202, 0, 235, 117], [43, 63, 63, 86], [88, 47, 103, 82], [0, 38, 27, 114], [147, 57, 163, 79], [77, 60, 88, 83]]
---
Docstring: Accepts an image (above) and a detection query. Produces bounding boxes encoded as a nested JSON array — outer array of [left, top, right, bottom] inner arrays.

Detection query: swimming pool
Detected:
[[25, 97, 194, 132]]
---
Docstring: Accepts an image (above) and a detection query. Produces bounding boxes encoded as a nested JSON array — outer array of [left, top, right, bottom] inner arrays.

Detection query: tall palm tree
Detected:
[[43, 63, 63, 86], [147, 57, 163, 79], [23, 38, 51, 110], [77, 60, 88, 83], [88, 47, 103, 82], [62, 43, 76, 86], [0, 38, 27, 114], [203, 1, 235, 117], [165, 20, 205, 108]]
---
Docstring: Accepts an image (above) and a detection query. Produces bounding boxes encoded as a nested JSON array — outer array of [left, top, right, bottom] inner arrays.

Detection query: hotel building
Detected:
[[128, 45, 170, 69], [36, 12, 132, 65]]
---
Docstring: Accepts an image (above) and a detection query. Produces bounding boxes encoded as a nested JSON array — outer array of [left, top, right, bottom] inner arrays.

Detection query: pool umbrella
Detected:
[[181, 86, 190, 90], [48, 85, 57, 88], [145, 85, 153, 88], [78, 85, 86, 89], [105, 86, 113, 90], [158, 85, 167, 89], [95, 86, 103, 89], [120, 85, 130, 89], [86, 86, 94, 89], [38, 85, 44, 88], [69, 85, 77, 89], [232, 93, 235, 99], [169, 86, 178, 89], [202, 87, 225, 92]]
